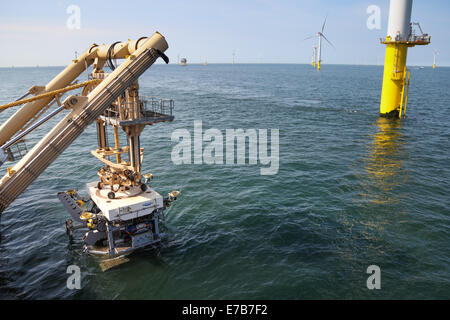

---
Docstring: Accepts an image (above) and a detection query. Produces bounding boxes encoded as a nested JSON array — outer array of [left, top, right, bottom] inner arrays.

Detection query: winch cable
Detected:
[[0, 92, 31, 114], [0, 79, 102, 111]]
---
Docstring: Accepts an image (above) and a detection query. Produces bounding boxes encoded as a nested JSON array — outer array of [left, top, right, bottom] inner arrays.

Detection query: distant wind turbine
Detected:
[[304, 15, 334, 70], [433, 51, 439, 69], [311, 46, 317, 67]]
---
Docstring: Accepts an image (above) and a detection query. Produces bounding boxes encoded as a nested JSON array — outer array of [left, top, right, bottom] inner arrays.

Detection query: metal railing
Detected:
[[141, 97, 174, 118], [380, 22, 430, 45]]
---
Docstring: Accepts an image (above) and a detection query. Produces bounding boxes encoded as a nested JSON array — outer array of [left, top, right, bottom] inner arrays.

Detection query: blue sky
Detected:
[[0, 0, 448, 66]]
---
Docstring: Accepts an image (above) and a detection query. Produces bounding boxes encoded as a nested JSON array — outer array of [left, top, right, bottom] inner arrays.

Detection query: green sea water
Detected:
[[0, 64, 449, 299]]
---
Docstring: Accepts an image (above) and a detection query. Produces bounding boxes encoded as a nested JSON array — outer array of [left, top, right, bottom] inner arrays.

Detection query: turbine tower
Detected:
[[312, 46, 317, 67], [316, 16, 334, 70], [379, 0, 430, 118]]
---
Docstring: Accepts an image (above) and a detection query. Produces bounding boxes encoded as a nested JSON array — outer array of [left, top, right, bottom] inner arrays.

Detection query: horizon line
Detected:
[[1, 63, 447, 68]]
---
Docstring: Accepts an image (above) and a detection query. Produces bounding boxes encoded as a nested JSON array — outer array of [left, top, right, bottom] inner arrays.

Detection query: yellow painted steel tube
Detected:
[[0, 80, 101, 111], [114, 125, 121, 164], [380, 43, 408, 117], [403, 71, 411, 118]]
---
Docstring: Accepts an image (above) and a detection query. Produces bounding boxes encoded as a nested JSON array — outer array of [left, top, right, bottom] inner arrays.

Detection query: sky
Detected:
[[0, 0, 448, 67]]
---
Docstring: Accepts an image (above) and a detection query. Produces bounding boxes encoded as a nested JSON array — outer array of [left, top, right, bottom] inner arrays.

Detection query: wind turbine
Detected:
[[304, 16, 334, 70], [311, 46, 317, 67], [433, 51, 439, 69]]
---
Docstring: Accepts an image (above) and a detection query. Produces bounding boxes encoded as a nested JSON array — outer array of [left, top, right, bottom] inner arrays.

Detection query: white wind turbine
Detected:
[[433, 51, 439, 69], [311, 46, 317, 67], [304, 16, 334, 70]]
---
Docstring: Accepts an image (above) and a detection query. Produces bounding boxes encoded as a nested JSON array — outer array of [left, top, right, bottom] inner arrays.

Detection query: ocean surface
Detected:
[[0, 64, 449, 299]]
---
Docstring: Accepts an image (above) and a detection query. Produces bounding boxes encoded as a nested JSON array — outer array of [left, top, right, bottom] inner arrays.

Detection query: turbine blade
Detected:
[[321, 33, 335, 48], [303, 35, 316, 41], [321, 15, 328, 33]]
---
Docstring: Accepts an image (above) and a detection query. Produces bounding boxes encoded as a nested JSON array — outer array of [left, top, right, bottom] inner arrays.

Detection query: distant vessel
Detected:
[[180, 58, 187, 66]]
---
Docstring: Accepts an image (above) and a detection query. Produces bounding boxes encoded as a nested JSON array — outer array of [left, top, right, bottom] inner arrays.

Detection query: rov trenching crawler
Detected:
[[0, 32, 179, 258], [59, 91, 180, 257]]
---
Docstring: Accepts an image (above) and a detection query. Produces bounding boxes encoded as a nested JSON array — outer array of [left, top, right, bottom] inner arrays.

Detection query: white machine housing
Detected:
[[87, 181, 164, 221]]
